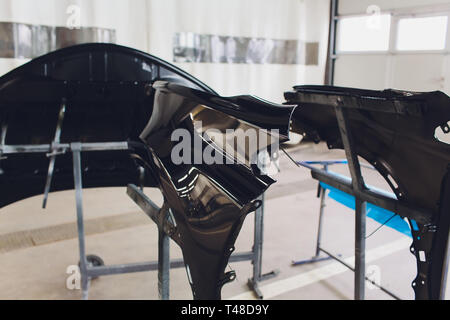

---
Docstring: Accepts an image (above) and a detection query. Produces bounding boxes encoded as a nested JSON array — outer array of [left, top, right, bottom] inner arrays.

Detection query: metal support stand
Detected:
[[68, 143, 174, 300], [292, 163, 337, 266], [72, 143, 90, 299], [291, 161, 402, 300], [354, 198, 366, 300], [316, 175, 328, 258], [0, 138, 277, 299], [247, 193, 279, 299], [289, 103, 419, 300], [128, 186, 278, 300], [69, 142, 169, 300], [69, 144, 174, 300], [335, 105, 366, 300]]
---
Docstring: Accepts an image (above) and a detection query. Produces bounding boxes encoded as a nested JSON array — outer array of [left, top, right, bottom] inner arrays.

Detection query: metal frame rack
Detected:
[[292, 159, 402, 300], [0, 106, 277, 299], [127, 186, 278, 300], [246, 193, 279, 299], [286, 105, 449, 300]]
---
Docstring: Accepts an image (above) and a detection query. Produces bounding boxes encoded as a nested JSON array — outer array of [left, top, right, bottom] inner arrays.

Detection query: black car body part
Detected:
[[0, 43, 294, 300], [285, 85, 450, 300], [1, 43, 449, 300]]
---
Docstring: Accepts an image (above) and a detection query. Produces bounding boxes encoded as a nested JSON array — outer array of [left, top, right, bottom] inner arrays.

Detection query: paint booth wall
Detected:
[[0, 0, 330, 103]]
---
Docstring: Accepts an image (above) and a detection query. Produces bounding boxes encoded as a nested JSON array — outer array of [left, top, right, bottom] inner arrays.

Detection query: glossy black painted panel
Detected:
[[140, 81, 294, 299], [285, 85, 450, 300], [0, 43, 215, 208]]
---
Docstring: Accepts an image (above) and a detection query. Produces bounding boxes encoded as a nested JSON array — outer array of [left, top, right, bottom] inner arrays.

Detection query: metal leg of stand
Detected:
[[158, 225, 170, 300], [5, 140, 277, 299], [247, 193, 279, 299], [440, 232, 450, 300], [335, 105, 367, 300], [292, 164, 336, 266], [253, 195, 263, 281], [291, 163, 400, 299], [67, 169, 277, 300], [355, 198, 366, 300], [314, 164, 330, 258], [71, 142, 90, 300], [315, 186, 326, 257]]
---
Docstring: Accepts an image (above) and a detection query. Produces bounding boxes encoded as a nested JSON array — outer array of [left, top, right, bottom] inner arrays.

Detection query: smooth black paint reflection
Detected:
[[140, 81, 294, 299], [0, 43, 215, 208]]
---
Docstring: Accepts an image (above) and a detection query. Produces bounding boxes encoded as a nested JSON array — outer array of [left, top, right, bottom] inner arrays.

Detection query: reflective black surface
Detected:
[[285, 85, 450, 300], [5, 43, 447, 300], [0, 44, 295, 300], [140, 81, 294, 299], [0, 43, 215, 208]]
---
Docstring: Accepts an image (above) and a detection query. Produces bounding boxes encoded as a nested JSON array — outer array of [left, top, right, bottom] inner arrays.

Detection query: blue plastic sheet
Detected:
[[320, 182, 413, 237]]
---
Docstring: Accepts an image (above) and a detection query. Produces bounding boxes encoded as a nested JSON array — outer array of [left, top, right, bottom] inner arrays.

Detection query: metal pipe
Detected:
[[72, 143, 89, 300], [355, 199, 366, 300], [309, 168, 432, 224], [315, 164, 329, 257], [0, 141, 129, 154], [158, 227, 170, 300], [299, 160, 374, 170], [86, 251, 255, 278], [319, 248, 401, 300], [335, 106, 366, 191], [252, 194, 264, 281], [336, 103, 366, 300]]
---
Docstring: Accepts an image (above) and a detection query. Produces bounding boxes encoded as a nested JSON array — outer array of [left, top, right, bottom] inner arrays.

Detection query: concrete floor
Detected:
[[0, 142, 448, 300]]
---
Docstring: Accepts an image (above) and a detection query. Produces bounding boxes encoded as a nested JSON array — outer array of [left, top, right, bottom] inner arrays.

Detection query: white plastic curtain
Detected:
[[0, 0, 330, 102]]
